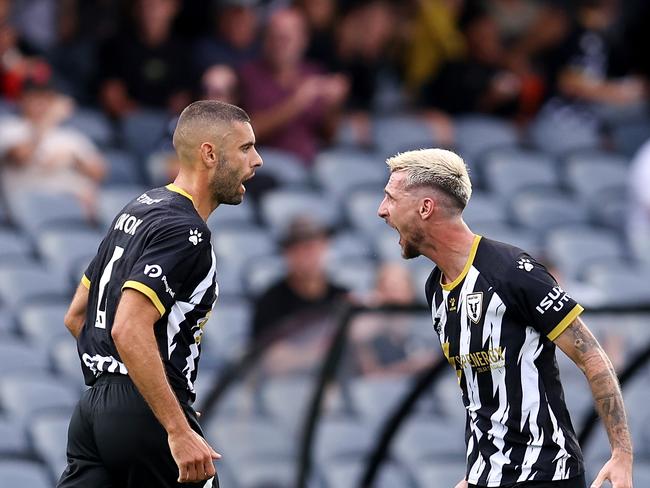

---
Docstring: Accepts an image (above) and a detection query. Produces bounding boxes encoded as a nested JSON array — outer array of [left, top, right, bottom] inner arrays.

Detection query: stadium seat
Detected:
[[0, 374, 79, 422], [29, 411, 70, 479], [348, 376, 413, 426], [328, 231, 375, 262], [483, 152, 559, 197], [0, 416, 31, 457], [588, 187, 630, 232], [242, 255, 286, 296], [207, 197, 256, 230], [213, 226, 276, 280], [528, 106, 601, 156], [0, 229, 32, 262], [200, 299, 252, 364], [214, 259, 245, 298], [372, 115, 437, 158], [564, 150, 629, 198], [611, 118, 650, 157], [634, 462, 650, 488], [50, 335, 84, 385], [63, 107, 114, 148], [393, 417, 468, 469], [412, 460, 469, 488], [582, 262, 650, 306], [260, 189, 339, 238], [0, 307, 14, 336], [0, 339, 50, 374], [320, 458, 418, 488], [313, 149, 386, 201], [470, 222, 541, 257], [0, 460, 52, 488], [314, 416, 376, 462], [509, 190, 590, 234], [545, 226, 626, 280], [463, 192, 507, 227], [18, 301, 69, 346], [97, 185, 148, 229], [7, 191, 89, 236], [260, 376, 319, 433], [345, 189, 387, 238], [0, 263, 68, 308], [37, 228, 103, 279], [257, 147, 310, 186], [121, 109, 169, 157], [327, 257, 378, 296], [455, 115, 519, 162], [205, 417, 294, 463], [103, 148, 141, 185], [229, 457, 297, 488]]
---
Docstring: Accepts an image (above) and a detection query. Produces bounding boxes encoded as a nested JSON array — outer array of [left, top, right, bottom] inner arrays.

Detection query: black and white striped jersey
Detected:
[[425, 235, 585, 487], [77, 184, 218, 402]]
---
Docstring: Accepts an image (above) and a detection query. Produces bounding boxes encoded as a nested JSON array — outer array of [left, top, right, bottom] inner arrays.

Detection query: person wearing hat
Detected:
[[250, 215, 349, 342]]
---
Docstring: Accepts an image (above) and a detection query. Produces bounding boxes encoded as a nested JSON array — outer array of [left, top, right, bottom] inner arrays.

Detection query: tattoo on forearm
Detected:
[[568, 319, 633, 455]]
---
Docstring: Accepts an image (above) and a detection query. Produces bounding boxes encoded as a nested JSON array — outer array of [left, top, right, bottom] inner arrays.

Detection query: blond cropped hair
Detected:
[[386, 148, 472, 209]]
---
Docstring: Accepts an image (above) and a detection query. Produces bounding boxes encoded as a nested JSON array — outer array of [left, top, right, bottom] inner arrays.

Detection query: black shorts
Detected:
[[57, 374, 219, 488], [469, 473, 586, 488]]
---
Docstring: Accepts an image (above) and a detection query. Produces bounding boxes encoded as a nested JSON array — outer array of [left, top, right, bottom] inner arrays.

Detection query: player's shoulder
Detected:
[[424, 266, 442, 306], [475, 236, 532, 272], [127, 186, 211, 244]]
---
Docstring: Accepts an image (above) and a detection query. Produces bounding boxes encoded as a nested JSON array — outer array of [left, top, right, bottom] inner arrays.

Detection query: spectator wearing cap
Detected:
[[238, 7, 349, 164], [250, 216, 349, 342], [192, 0, 261, 76], [0, 74, 106, 212]]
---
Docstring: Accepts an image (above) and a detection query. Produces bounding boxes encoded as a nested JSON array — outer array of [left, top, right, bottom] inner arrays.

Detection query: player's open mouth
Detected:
[[240, 173, 256, 192]]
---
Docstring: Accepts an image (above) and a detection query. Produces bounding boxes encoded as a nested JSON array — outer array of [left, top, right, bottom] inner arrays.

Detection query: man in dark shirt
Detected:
[[98, 0, 191, 118], [251, 216, 348, 341]]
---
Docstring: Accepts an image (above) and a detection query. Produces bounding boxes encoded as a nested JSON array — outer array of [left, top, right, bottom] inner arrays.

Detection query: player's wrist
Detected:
[[611, 447, 633, 461]]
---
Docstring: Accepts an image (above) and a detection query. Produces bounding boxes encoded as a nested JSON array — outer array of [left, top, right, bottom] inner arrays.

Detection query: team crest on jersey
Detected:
[[466, 292, 483, 324]]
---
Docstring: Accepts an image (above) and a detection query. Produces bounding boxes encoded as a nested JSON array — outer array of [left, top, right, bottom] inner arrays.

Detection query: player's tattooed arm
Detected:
[[554, 316, 633, 456]]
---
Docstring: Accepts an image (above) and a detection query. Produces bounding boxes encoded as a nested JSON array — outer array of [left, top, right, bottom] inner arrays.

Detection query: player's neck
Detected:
[[169, 176, 215, 222], [423, 220, 476, 285]]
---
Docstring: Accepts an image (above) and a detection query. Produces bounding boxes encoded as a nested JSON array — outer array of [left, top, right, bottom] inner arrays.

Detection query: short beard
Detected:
[[401, 226, 424, 260], [210, 154, 243, 205]]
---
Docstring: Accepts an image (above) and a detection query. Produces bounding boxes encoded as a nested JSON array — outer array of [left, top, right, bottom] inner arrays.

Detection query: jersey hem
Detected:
[[547, 304, 584, 341], [122, 280, 166, 316], [81, 274, 91, 290]]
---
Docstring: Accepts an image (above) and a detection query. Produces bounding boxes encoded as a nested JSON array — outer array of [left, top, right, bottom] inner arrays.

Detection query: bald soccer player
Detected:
[[58, 101, 262, 488]]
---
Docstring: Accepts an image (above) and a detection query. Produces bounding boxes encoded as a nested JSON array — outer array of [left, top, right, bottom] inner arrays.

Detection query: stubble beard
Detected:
[[400, 226, 424, 260], [210, 155, 243, 205]]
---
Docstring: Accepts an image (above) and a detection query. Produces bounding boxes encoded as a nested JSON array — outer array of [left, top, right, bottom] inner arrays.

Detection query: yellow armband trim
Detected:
[[81, 274, 91, 290], [547, 304, 584, 341], [122, 280, 166, 317]]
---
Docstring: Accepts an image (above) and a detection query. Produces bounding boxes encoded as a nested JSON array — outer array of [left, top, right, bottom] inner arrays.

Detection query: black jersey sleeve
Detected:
[[506, 253, 584, 341], [122, 219, 212, 316]]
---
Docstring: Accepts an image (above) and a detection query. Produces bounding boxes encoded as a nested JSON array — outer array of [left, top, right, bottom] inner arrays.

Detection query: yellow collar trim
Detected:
[[441, 234, 482, 291], [166, 183, 194, 203]]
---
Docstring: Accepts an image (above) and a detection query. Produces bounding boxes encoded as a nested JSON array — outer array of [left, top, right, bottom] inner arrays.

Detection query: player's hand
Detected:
[[168, 429, 221, 483], [454, 479, 468, 488], [591, 451, 633, 488]]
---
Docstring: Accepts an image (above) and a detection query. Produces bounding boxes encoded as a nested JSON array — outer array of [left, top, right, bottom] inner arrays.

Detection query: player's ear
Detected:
[[419, 197, 434, 220], [200, 142, 217, 167]]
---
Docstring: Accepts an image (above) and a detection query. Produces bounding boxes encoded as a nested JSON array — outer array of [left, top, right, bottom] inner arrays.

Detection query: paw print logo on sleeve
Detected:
[[189, 229, 203, 246], [517, 257, 534, 272]]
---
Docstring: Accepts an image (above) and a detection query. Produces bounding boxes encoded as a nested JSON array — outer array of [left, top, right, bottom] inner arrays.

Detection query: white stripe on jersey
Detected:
[[485, 294, 510, 487], [460, 267, 487, 483], [517, 326, 545, 482], [182, 246, 217, 392], [547, 393, 571, 480]]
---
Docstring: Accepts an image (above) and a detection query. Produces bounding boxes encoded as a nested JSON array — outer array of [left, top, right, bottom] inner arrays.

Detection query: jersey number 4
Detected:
[[95, 246, 124, 329]]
